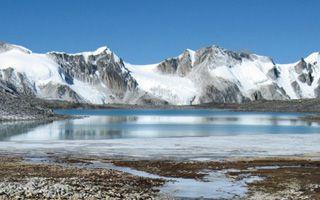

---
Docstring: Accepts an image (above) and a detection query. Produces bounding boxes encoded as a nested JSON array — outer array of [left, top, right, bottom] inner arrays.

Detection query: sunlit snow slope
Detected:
[[0, 42, 138, 104], [127, 46, 320, 105], [0, 42, 319, 105]]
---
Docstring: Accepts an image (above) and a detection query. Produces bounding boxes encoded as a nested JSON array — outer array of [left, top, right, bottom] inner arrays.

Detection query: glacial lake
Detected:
[[0, 109, 319, 159]]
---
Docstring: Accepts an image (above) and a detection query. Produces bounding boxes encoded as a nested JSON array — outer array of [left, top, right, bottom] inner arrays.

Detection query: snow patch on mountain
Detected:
[[0, 49, 64, 87], [126, 63, 198, 105]]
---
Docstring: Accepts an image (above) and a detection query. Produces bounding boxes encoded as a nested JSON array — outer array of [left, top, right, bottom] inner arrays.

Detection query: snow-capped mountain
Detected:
[[0, 41, 319, 105], [0, 42, 154, 105]]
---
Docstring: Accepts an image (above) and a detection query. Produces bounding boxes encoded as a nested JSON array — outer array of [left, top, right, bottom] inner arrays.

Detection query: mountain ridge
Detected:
[[0, 42, 319, 105]]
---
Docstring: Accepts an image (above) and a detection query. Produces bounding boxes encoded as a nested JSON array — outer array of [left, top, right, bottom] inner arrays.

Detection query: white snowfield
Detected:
[[0, 42, 319, 105], [0, 44, 118, 104], [126, 63, 199, 105]]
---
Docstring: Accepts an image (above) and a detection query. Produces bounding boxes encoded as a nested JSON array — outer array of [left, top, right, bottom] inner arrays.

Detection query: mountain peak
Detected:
[[0, 42, 32, 54], [305, 52, 320, 64], [94, 46, 108, 54]]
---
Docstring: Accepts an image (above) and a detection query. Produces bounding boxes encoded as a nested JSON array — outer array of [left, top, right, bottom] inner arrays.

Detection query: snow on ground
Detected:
[[210, 57, 274, 96], [126, 63, 199, 105], [0, 49, 64, 87], [1, 133, 319, 160], [69, 79, 110, 104], [51, 46, 121, 63], [276, 63, 299, 99], [276, 53, 320, 99]]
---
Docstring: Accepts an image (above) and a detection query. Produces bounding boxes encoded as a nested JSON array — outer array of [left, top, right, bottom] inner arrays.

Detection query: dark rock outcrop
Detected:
[[156, 50, 193, 77], [198, 78, 248, 103], [39, 83, 83, 103], [0, 68, 36, 96], [49, 48, 138, 99], [267, 66, 280, 80], [0, 89, 54, 121]]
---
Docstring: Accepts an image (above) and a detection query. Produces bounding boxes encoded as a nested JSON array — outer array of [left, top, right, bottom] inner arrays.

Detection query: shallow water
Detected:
[[0, 109, 319, 159], [25, 157, 262, 199]]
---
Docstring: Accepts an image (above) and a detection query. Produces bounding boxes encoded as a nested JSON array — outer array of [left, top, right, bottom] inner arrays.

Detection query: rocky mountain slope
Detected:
[[127, 46, 320, 105], [0, 42, 319, 105], [0, 82, 54, 121]]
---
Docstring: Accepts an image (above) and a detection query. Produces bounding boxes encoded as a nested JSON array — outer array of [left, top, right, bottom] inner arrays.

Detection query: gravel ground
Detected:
[[0, 154, 319, 199], [0, 156, 165, 200]]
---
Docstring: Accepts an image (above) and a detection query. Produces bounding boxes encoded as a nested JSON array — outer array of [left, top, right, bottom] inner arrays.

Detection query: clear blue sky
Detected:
[[0, 0, 319, 64]]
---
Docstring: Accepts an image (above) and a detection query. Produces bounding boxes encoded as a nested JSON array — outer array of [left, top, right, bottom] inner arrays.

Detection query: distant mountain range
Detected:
[[0, 41, 319, 105]]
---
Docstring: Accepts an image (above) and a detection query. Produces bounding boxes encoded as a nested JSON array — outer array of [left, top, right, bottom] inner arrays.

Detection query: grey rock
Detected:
[[177, 50, 193, 76], [256, 84, 289, 100], [267, 66, 280, 80], [157, 58, 179, 74], [251, 91, 264, 101], [0, 68, 36, 96], [156, 49, 193, 77], [49, 48, 138, 100], [39, 82, 84, 103], [298, 72, 313, 86], [294, 59, 307, 74], [198, 78, 248, 103], [291, 81, 303, 98]]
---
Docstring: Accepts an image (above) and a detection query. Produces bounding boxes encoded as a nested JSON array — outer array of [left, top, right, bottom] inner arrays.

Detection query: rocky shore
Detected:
[[0, 154, 318, 199], [0, 89, 54, 121], [3, 86, 320, 122], [112, 157, 320, 199], [0, 156, 165, 200], [41, 97, 320, 113]]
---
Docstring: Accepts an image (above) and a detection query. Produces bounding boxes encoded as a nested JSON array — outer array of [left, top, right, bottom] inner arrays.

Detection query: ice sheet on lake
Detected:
[[0, 134, 319, 160]]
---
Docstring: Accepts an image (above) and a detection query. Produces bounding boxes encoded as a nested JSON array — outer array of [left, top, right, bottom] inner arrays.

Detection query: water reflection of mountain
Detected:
[[0, 121, 51, 140], [2, 112, 319, 141], [58, 116, 139, 140]]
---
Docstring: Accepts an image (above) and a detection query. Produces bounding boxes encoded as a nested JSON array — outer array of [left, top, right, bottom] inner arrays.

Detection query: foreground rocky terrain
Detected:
[[113, 158, 320, 199], [0, 155, 318, 200], [0, 156, 164, 199], [0, 87, 56, 121]]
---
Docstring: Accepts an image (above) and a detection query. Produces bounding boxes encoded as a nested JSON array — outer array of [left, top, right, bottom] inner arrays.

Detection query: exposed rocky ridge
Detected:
[[140, 45, 294, 104], [0, 43, 164, 105], [48, 48, 138, 99]]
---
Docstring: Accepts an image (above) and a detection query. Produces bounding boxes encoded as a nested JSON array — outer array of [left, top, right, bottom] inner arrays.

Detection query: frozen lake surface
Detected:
[[0, 109, 319, 160]]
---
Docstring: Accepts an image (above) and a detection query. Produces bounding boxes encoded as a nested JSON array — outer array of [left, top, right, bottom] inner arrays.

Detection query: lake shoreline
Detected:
[[3, 97, 320, 123], [43, 98, 320, 124], [44, 98, 320, 113]]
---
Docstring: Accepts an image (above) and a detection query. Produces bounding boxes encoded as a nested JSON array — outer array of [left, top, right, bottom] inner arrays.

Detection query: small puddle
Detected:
[[25, 157, 263, 199], [88, 161, 262, 199]]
